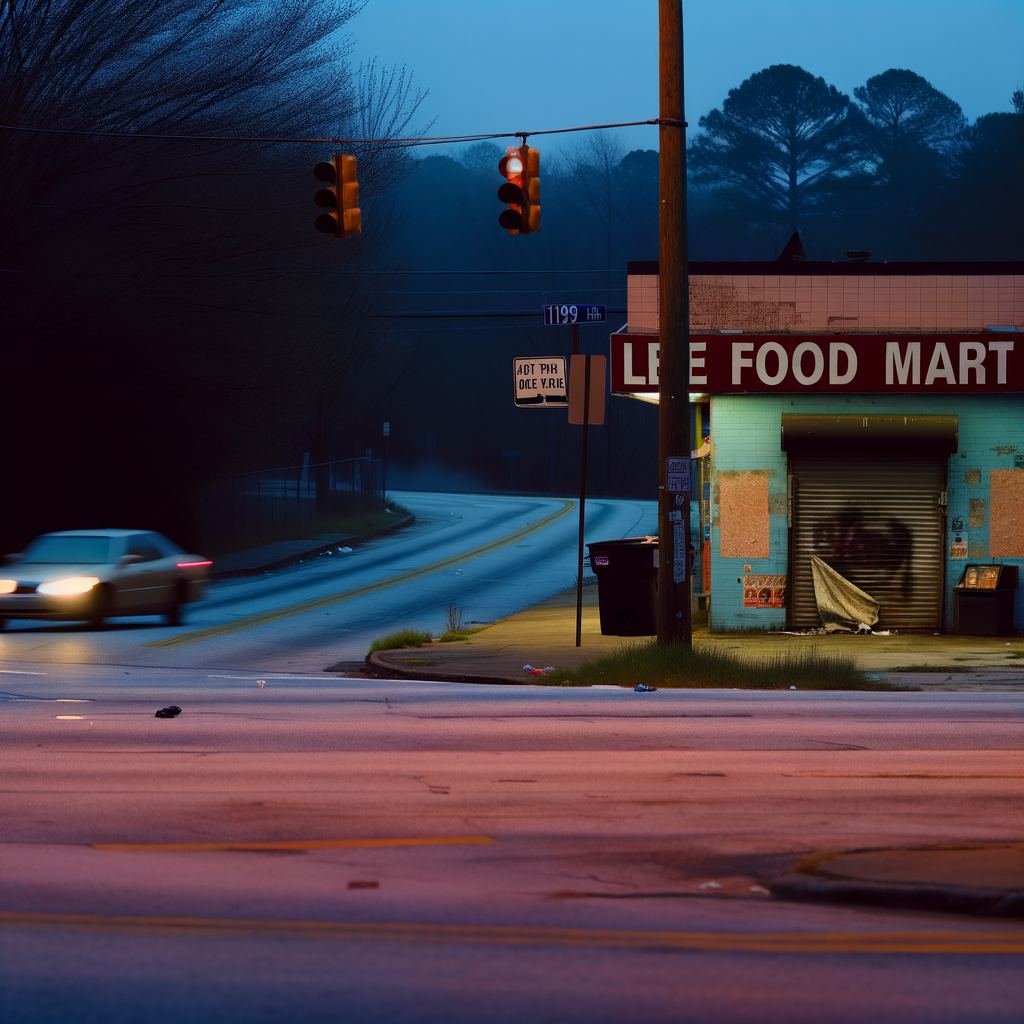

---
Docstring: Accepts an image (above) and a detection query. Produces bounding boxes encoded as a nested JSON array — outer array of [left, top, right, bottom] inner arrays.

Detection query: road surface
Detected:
[[1, 672, 1021, 1022], [0, 491, 655, 674]]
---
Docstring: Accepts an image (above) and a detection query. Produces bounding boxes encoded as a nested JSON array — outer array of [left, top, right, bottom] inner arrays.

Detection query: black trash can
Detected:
[[587, 536, 659, 636], [953, 564, 1018, 635]]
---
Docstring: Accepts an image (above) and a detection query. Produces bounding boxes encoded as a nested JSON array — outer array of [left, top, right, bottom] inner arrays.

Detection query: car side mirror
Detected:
[[119, 554, 146, 565], [3, 553, 22, 564]]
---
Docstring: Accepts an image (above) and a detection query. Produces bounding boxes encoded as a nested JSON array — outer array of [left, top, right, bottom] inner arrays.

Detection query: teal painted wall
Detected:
[[708, 393, 1024, 632]]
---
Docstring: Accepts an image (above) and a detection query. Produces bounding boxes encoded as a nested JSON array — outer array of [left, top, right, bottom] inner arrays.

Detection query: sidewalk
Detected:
[[367, 583, 1024, 690]]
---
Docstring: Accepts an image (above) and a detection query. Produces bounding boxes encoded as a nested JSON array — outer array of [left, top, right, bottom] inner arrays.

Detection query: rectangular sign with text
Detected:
[[513, 357, 567, 408], [544, 304, 606, 326], [610, 333, 1022, 393]]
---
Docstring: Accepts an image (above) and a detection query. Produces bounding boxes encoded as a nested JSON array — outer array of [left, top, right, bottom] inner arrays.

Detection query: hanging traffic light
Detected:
[[497, 144, 540, 234], [313, 153, 361, 238]]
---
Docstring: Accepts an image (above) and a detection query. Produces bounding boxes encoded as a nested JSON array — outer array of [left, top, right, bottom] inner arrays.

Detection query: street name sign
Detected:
[[513, 356, 567, 408], [543, 304, 606, 326]]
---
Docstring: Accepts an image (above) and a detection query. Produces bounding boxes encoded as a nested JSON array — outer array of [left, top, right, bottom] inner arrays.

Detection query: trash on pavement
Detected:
[[633, 683, 658, 692], [257, 679, 265, 688], [155, 706, 182, 718]]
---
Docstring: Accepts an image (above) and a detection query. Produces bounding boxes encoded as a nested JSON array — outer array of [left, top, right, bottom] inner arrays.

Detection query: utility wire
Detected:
[[0, 117, 684, 148]]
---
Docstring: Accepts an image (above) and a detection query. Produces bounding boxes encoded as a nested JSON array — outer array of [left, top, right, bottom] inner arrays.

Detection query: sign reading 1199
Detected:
[[543, 304, 606, 326]]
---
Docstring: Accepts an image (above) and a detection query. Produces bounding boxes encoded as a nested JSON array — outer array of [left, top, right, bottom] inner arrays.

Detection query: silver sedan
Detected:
[[0, 529, 211, 629]]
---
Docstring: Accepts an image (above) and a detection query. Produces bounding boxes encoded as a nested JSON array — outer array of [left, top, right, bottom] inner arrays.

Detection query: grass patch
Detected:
[[437, 626, 487, 643], [544, 640, 911, 691], [368, 629, 432, 655]]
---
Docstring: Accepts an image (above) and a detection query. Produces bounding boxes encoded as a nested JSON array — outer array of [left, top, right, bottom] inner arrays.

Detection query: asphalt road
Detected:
[[1, 672, 1022, 1023], [0, 491, 656, 674]]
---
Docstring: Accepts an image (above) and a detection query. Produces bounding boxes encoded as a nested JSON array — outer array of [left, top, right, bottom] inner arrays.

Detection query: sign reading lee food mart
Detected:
[[610, 333, 1022, 393]]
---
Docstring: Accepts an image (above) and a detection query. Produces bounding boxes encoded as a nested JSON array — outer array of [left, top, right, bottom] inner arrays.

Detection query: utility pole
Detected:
[[657, 0, 692, 645]]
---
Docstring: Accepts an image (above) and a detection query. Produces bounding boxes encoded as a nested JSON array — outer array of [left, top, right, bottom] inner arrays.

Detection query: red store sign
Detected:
[[610, 333, 1021, 394]]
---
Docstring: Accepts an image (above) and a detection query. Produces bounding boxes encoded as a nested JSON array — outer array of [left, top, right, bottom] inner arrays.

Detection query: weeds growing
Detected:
[[368, 629, 432, 655], [544, 640, 910, 691]]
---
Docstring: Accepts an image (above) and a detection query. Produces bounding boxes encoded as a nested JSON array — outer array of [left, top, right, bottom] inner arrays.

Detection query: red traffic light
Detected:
[[497, 145, 540, 235]]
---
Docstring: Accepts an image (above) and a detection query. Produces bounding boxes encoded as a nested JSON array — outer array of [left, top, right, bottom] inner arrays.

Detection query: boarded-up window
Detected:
[[718, 470, 770, 558], [990, 470, 1024, 556]]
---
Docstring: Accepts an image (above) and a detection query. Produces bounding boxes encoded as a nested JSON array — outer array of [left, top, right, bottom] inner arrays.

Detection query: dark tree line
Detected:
[[690, 64, 1023, 259], [1, 0, 424, 551]]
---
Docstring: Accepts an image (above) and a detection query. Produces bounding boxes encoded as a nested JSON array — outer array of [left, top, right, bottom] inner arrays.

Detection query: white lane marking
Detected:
[[0, 669, 48, 675]]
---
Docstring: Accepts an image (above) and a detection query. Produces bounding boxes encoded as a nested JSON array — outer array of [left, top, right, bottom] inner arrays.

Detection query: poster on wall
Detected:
[[743, 571, 786, 608]]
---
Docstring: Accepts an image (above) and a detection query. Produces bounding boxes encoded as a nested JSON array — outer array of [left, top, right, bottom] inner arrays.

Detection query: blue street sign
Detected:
[[543, 304, 606, 326]]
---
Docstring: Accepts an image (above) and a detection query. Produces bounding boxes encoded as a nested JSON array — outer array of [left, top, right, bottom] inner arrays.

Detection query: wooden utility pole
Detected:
[[657, 0, 692, 645]]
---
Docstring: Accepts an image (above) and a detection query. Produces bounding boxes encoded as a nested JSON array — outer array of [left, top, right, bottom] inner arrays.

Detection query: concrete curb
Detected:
[[212, 515, 414, 578], [770, 875, 1024, 919], [365, 649, 525, 686]]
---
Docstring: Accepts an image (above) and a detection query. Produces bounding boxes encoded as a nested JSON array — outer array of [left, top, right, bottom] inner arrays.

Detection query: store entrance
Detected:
[[789, 454, 946, 631]]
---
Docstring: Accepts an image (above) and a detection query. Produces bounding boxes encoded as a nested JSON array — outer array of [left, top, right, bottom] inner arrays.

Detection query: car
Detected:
[[0, 529, 212, 629]]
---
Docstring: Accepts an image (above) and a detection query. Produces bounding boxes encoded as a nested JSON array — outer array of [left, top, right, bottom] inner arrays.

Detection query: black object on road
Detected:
[[155, 706, 182, 718], [633, 683, 658, 692], [953, 564, 1018, 635], [587, 536, 659, 636]]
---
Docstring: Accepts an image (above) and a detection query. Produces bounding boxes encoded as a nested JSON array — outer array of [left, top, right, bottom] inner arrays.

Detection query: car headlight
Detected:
[[0, 579, 16, 594], [37, 577, 100, 596]]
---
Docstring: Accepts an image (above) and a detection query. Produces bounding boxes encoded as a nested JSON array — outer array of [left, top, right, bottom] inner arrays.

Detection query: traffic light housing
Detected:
[[313, 153, 361, 238], [497, 144, 540, 234]]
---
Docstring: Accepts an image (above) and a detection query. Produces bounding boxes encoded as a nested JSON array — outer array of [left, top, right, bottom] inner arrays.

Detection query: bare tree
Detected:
[[560, 131, 625, 269]]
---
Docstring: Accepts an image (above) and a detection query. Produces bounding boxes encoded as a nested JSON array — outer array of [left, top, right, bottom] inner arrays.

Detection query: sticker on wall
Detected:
[[743, 574, 786, 608], [950, 535, 967, 559]]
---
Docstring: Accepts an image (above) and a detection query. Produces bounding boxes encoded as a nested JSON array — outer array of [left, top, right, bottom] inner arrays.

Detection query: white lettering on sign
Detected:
[[622, 343, 645, 386], [925, 342, 956, 385], [989, 340, 1014, 384], [756, 342, 788, 385], [689, 341, 706, 385], [829, 343, 857, 384], [649, 342, 660, 386], [886, 341, 920, 385], [960, 342, 986, 384], [732, 342, 754, 384], [792, 341, 824, 385]]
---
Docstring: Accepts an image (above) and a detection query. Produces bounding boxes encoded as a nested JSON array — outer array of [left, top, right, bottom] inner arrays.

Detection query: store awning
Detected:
[[781, 414, 958, 455]]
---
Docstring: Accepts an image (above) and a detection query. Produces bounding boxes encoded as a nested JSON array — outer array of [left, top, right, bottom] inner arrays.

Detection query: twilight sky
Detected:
[[350, 0, 1024, 155]]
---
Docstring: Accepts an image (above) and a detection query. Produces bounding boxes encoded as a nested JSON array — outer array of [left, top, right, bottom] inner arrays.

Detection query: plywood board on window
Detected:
[[718, 470, 770, 558], [990, 470, 1024, 557]]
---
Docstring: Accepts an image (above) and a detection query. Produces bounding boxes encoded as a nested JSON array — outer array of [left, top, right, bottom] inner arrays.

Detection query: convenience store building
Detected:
[[613, 260, 1024, 633]]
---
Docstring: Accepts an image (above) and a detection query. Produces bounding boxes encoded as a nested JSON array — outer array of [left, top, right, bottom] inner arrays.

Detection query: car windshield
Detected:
[[22, 536, 111, 564]]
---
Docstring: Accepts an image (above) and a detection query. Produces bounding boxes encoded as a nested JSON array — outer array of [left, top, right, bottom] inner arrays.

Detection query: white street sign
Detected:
[[513, 356, 568, 408]]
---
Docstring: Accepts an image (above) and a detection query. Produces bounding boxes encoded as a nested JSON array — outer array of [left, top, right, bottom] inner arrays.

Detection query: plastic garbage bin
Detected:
[[587, 536, 658, 636], [953, 564, 1018, 635]]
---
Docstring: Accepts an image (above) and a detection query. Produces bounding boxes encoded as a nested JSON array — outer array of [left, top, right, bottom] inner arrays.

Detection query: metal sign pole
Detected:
[[576, 354, 591, 648]]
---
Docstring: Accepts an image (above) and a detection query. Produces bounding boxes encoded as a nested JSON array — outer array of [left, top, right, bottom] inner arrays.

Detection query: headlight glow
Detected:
[[37, 577, 100, 596], [0, 580, 16, 595]]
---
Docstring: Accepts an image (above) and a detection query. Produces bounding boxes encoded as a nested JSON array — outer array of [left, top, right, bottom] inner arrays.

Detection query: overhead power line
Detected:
[[0, 117, 684, 148]]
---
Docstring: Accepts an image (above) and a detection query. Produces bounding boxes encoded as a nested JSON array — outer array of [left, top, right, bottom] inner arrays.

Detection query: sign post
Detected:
[[545, 304, 608, 647]]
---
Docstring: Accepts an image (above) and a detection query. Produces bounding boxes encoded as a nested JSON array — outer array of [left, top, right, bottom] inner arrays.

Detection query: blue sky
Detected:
[[350, 0, 1024, 155]]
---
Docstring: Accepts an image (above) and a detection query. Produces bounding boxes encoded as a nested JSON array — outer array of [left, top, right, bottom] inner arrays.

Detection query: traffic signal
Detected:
[[497, 145, 540, 234], [313, 153, 361, 238]]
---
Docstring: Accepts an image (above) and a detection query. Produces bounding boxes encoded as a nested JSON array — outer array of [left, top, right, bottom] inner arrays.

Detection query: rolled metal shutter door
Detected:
[[790, 455, 945, 630]]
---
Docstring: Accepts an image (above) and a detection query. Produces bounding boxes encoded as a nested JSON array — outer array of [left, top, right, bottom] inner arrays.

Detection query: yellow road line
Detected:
[[145, 500, 575, 648], [92, 836, 497, 853], [0, 913, 1020, 952]]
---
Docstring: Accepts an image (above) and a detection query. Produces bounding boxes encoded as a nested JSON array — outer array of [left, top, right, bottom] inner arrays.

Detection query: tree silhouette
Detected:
[[689, 64, 861, 230]]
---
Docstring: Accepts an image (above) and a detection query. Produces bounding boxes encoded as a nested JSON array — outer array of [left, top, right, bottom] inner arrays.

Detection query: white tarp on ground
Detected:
[[810, 555, 880, 630]]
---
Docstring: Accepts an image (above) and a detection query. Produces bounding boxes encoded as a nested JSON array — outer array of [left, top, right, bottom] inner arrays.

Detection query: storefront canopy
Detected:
[[781, 414, 958, 455]]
